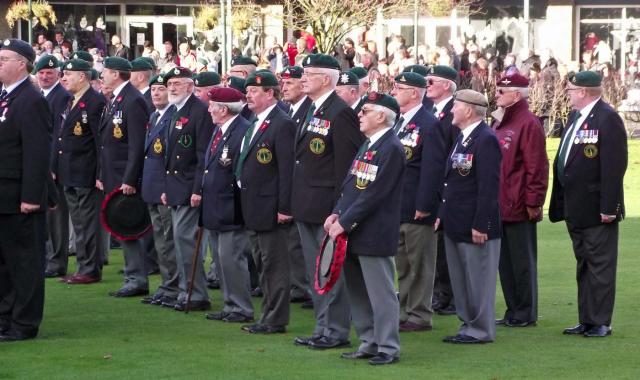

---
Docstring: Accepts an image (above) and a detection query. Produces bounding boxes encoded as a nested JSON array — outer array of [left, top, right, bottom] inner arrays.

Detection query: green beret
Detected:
[[245, 71, 279, 87], [364, 92, 399, 114], [163, 66, 193, 81], [403, 64, 429, 77], [302, 53, 340, 70], [90, 68, 100, 81], [149, 74, 166, 87], [395, 72, 426, 88], [568, 71, 602, 87], [34, 54, 59, 73], [104, 57, 132, 72], [337, 71, 359, 86], [350, 66, 368, 79], [61, 59, 91, 72], [281, 66, 303, 79], [139, 56, 157, 70], [231, 56, 257, 67], [71, 51, 93, 63], [228, 76, 246, 94], [427, 65, 458, 82], [130, 57, 154, 72], [2, 38, 35, 63], [194, 72, 221, 87]]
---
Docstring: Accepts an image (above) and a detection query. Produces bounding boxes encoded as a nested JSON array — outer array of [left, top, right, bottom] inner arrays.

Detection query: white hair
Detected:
[[318, 68, 339, 87], [217, 101, 244, 115], [370, 104, 397, 128]]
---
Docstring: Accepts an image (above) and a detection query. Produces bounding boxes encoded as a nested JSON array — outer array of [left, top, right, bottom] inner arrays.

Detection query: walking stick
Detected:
[[185, 227, 204, 314]]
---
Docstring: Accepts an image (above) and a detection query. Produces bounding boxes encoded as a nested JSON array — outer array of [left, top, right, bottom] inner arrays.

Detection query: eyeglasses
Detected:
[[496, 88, 517, 95], [167, 81, 190, 88], [393, 85, 413, 91], [360, 108, 378, 115], [565, 87, 581, 91], [427, 78, 445, 86], [301, 71, 326, 77], [0, 57, 22, 63]]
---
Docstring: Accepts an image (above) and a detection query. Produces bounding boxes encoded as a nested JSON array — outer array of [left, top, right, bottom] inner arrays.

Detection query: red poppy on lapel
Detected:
[[79, 102, 86, 109], [259, 120, 270, 131], [364, 150, 376, 160], [179, 117, 189, 125], [582, 123, 588, 130], [438, 112, 445, 120], [116, 96, 123, 102], [406, 123, 416, 131]]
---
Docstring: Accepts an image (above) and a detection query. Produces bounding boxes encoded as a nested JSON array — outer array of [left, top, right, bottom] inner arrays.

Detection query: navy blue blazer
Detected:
[[437, 121, 502, 243], [53, 87, 105, 188], [142, 89, 154, 113], [141, 106, 175, 204], [46, 82, 72, 138], [549, 99, 627, 228], [436, 98, 460, 153], [290, 96, 313, 129], [164, 94, 214, 206], [98, 82, 149, 193], [201, 116, 250, 231], [333, 129, 406, 257], [398, 105, 447, 225], [238, 105, 295, 232]]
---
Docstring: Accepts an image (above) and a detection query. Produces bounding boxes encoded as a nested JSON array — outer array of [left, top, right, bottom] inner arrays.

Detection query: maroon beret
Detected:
[[207, 87, 245, 103], [497, 72, 529, 88]]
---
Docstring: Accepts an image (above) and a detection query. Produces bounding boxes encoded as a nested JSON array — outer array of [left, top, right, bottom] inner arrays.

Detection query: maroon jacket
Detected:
[[492, 99, 548, 222]]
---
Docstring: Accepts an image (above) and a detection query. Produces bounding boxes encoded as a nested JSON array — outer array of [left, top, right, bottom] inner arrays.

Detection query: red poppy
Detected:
[[406, 123, 416, 130], [179, 117, 189, 125], [259, 121, 269, 131], [364, 151, 376, 160], [116, 96, 123, 102], [79, 102, 86, 108], [582, 123, 588, 129], [438, 112, 445, 119]]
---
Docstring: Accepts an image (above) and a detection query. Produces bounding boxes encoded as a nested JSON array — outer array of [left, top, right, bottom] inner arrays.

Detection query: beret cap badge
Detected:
[[3, 39, 10, 46]]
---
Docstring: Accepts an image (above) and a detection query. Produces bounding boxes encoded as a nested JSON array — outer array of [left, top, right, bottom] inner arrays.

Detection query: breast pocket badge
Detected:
[[309, 137, 326, 155], [219, 145, 232, 166], [153, 137, 163, 154], [73, 121, 83, 136], [256, 147, 273, 164]]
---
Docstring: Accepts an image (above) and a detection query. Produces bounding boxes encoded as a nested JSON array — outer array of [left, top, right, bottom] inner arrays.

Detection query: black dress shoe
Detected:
[[505, 319, 536, 327], [300, 299, 314, 309], [206, 279, 220, 290], [161, 298, 179, 308], [174, 300, 211, 312], [108, 288, 149, 297], [151, 296, 174, 306], [437, 304, 456, 315], [45, 270, 65, 278], [250, 287, 263, 297], [205, 311, 230, 321], [368, 352, 399, 365], [584, 325, 612, 338], [294, 335, 321, 346], [141, 294, 163, 305], [341, 350, 376, 360], [308, 336, 351, 350], [563, 323, 591, 335], [442, 335, 459, 343], [451, 334, 489, 344], [241, 324, 285, 334], [495, 318, 509, 325], [223, 312, 254, 323], [0, 328, 37, 342]]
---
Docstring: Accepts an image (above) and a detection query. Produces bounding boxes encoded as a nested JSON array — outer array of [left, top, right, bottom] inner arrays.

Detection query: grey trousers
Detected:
[[296, 222, 350, 340], [499, 221, 538, 322], [287, 222, 310, 299], [46, 181, 69, 274], [344, 254, 400, 357], [64, 186, 103, 277], [68, 215, 77, 254], [396, 223, 438, 326], [213, 229, 253, 318], [171, 205, 208, 302], [148, 204, 179, 298], [120, 238, 148, 290], [204, 230, 220, 282], [567, 222, 618, 326], [445, 236, 500, 342], [247, 226, 290, 327]]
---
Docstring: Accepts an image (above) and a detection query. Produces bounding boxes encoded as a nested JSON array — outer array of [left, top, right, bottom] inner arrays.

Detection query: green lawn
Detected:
[[1, 139, 639, 379]]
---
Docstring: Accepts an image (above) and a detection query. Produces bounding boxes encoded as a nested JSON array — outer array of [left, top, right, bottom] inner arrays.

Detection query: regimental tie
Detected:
[[556, 111, 581, 180], [235, 117, 259, 179], [0, 89, 7, 101], [301, 103, 316, 135], [357, 138, 371, 158], [209, 127, 223, 155], [392, 116, 405, 134], [431, 105, 438, 115]]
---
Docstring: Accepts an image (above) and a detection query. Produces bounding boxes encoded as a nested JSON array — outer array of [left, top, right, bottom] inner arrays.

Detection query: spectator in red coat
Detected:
[[491, 72, 549, 328]]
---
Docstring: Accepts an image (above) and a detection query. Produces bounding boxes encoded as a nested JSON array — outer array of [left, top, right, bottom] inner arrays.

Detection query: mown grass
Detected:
[[0, 139, 639, 379]]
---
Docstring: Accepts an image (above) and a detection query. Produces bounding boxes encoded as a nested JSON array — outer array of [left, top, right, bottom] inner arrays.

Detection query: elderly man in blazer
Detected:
[[549, 71, 627, 338], [437, 89, 502, 344]]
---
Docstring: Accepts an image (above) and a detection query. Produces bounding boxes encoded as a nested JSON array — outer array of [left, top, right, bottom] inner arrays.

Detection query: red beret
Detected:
[[207, 87, 245, 103], [497, 72, 529, 88]]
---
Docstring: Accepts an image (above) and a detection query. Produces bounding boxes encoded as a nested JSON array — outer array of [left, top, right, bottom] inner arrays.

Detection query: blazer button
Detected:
[[145, 155, 148, 159], [166, 170, 170, 174], [174, 170, 178, 174], [444, 183, 447, 187], [442, 199, 446, 203], [58, 137, 62, 141], [296, 160, 300, 164], [58, 150, 62, 154], [204, 170, 209, 174], [176, 155, 180, 159]]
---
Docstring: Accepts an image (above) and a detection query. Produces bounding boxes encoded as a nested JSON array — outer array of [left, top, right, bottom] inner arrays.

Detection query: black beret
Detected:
[[149, 73, 167, 87], [33, 55, 59, 73], [403, 64, 429, 77], [364, 92, 399, 114], [245, 71, 279, 87], [194, 72, 221, 87], [281, 66, 303, 79], [163, 66, 193, 81], [104, 57, 132, 72], [90, 68, 100, 81], [228, 76, 246, 94], [71, 51, 94, 63], [427, 65, 458, 82], [350, 66, 368, 79], [231, 56, 257, 67], [139, 56, 157, 70], [130, 57, 154, 72], [568, 71, 602, 87], [337, 71, 359, 86], [1, 38, 35, 63], [395, 72, 426, 88], [302, 53, 340, 70], [61, 59, 92, 72]]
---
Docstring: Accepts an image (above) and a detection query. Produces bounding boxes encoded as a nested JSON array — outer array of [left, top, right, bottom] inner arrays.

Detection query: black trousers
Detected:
[[433, 231, 454, 306], [0, 212, 46, 335], [499, 221, 538, 322], [45, 181, 69, 274], [566, 221, 618, 326]]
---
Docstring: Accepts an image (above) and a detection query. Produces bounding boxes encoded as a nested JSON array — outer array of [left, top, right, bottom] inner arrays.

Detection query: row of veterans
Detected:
[[0, 38, 627, 366]]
